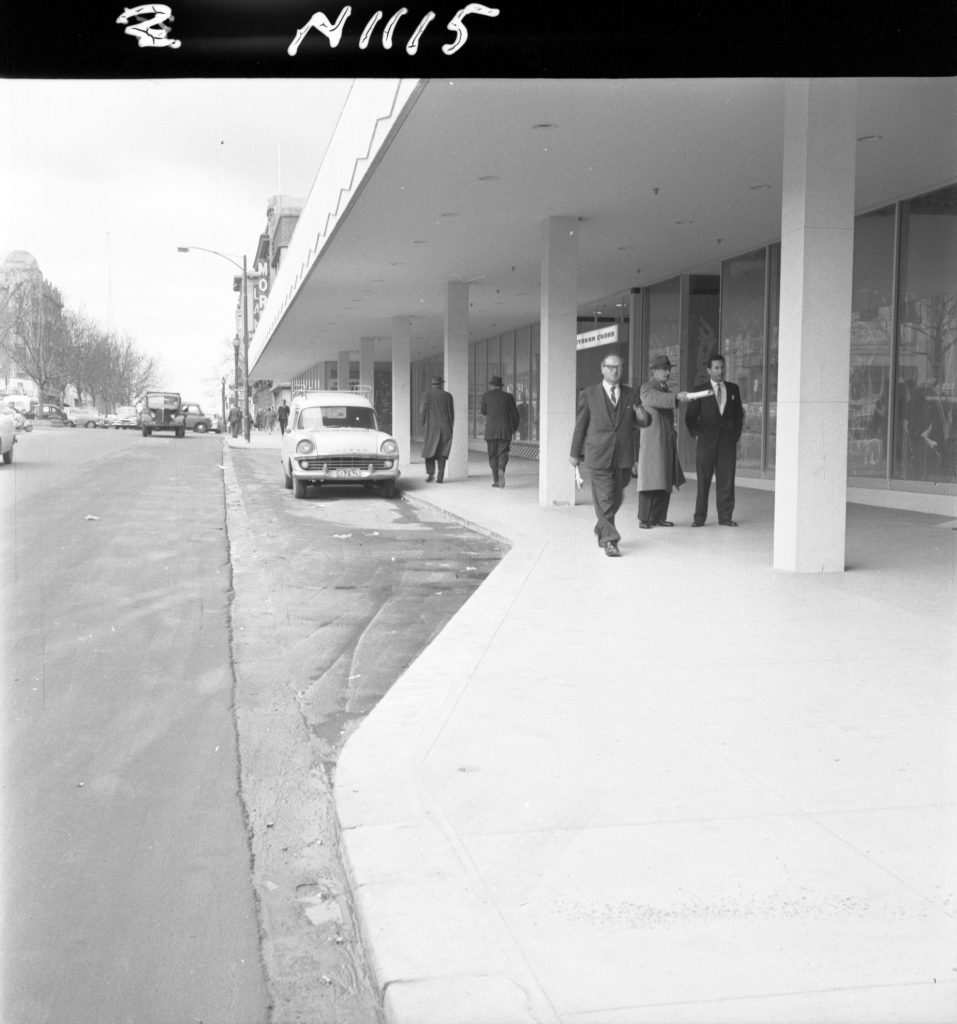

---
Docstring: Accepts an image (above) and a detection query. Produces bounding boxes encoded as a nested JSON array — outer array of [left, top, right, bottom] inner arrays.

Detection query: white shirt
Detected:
[[603, 382, 620, 404]]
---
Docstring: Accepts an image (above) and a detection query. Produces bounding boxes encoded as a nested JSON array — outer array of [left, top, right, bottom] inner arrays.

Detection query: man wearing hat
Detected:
[[635, 354, 700, 529], [480, 375, 521, 487], [419, 374, 454, 482]]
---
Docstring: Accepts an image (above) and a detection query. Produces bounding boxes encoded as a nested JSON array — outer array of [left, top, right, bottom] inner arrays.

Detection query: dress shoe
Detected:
[[691, 521, 704, 527], [639, 521, 653, 529], [655, 520, 674, 527], [604, 541, 621, 557], [426, 475, 434, 482], [719, 520, 738, 527], [491, 481, 499, 487]]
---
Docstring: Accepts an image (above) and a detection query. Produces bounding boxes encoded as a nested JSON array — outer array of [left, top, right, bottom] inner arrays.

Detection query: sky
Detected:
[[1, 78, 354, 412]]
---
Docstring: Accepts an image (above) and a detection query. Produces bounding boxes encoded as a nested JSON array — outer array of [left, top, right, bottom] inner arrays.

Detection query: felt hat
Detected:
[[650, 354, 672, 370], [489, 375, 503, 387], [430, 375, 444, 385]]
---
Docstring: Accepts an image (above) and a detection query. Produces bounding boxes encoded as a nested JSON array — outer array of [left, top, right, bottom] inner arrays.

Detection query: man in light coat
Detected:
[[636, 354, 698, 528], [419, 374, 454, 482]]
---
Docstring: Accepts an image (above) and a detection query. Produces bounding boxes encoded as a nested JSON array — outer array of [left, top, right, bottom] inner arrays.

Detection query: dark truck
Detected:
[[138, 391, 187, 437]]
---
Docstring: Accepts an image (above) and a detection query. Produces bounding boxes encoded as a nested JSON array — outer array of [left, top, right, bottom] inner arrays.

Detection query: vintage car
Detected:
[[112, 405, 139, 429], [0, 404, 17, 464], [180, 402, 213, 433], [280, 389, 400, 499], [65, 406, 101, 428], [137, 391, 187, 437]]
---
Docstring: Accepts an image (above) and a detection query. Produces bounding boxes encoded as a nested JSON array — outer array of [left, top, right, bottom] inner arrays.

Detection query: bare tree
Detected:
[[0, 276, 67, 403]]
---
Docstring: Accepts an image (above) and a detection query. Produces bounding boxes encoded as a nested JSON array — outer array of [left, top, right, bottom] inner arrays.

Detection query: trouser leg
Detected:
[[425, 457, 436, 478], [695, 443, 717, 524], [486, 440, 499, 482], [497, 441, 511, 473], [437, 457, 447, 482], [715, 440, 737, 522], [639, 489, 669, 524], [592, 467, 630, 544]]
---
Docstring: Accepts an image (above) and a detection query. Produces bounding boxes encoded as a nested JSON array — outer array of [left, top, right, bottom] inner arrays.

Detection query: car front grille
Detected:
[[299, 455, 392, 471]]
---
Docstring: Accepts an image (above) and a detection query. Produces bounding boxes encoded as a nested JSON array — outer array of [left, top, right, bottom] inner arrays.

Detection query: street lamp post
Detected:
[[178, 245, 253, 443]]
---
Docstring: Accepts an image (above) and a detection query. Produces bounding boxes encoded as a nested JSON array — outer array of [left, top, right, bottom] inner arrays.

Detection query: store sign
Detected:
[[576, 325, 618, 350], [253, 259, 270, 327]]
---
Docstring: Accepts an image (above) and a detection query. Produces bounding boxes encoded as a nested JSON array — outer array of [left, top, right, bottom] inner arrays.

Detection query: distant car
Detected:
[[280, 389, 400, 499], [112, 405, 139, 429], [137, 391, 186, 437], [0, 404, 17, 464], [65, 406, 101, 428], [180, 402, 213, 433]]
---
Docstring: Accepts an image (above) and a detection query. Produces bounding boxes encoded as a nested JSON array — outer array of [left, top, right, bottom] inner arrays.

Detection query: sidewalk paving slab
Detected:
[[229, 435, 957, 1023]]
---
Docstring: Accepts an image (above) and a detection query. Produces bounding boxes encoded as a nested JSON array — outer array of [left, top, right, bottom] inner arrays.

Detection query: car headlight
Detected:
[[380, 438, 398, 455], [295, 438, 315, 455]]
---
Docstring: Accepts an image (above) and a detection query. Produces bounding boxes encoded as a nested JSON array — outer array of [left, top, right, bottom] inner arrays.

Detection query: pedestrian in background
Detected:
[[419, 374, 454, 482], [685, 353, 744, 526], [277, 400, 289, 436], [481, 375, 520, 487], [636, 354, 701, 529], [265, 407, 277, 434], [569, 354, 650, 557], [227, 402, 242, 439]]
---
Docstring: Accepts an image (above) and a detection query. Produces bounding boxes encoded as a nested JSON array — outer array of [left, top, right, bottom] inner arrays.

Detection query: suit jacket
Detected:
[[481, 388, 520, 440], [685, 380, 744, 446], [570, 383, 643, 470]]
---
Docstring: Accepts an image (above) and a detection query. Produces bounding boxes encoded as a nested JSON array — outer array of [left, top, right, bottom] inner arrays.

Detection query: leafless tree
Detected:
[[0, 276, 67, 403]]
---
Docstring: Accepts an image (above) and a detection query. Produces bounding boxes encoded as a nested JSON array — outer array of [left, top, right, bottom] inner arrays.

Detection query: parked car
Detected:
[[112, 405, 139, 429], [38, 404, 65, 424], [65, 406, 101, 428], [0, 404, 17, 464], [180, 402, 213, 433], [280, 389, 400, 499], [137, 391, 186, 437]]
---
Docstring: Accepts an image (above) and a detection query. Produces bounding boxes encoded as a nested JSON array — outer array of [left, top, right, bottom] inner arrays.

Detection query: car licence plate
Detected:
[[334, 468, 361, 478]]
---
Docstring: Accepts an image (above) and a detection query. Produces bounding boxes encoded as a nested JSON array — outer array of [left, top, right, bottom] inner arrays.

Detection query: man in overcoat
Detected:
[[636, 354, 697, 528], [569, 354, 650, 557], [480, 375, 520, 487], [684, 353, 744, 526], [419, 374, 454, 482]]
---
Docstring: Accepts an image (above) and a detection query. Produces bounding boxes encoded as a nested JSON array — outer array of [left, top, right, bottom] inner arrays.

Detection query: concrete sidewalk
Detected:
[[230, 434, 957, 1022]]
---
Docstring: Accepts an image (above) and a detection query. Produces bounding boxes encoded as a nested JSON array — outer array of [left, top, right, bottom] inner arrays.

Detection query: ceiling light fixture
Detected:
[[478, 175, 500, 182], [857, 134, 883, 143], [532, 122, 558, 130], [749, 184, 771, 191]]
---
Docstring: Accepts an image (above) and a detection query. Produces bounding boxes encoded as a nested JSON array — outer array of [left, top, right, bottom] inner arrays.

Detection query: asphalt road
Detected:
[[1, 425, 270, 1024], [1, 425, 506, 1024]]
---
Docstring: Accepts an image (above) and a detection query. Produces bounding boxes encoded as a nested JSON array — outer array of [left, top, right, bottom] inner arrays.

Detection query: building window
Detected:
[[894, 184, 957, 484], [848, 206, 896, 479], [721, 250, 767, 471]]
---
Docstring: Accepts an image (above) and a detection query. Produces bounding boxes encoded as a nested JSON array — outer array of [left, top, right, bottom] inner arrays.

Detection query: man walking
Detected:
[[636, 354, 700, 529], [569, 355, 649, 557], [685, 353, 744, 526], [419, 374, 454, 482], [481, 375, 520, 487], [227, 401, 242, 439], [277, 400, 289, 436]]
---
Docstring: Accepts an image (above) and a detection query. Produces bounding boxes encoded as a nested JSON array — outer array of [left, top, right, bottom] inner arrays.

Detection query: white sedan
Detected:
[[280, 390, 401, 499], [0, 404, 18, 464]]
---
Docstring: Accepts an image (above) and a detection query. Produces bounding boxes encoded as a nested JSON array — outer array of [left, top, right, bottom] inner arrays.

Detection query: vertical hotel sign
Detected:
[[576, 325, 618, 350]]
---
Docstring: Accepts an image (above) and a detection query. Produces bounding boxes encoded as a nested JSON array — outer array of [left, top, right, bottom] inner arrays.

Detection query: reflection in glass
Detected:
[[515, 326, 531, 441], [721, 249, 766, 470], [644, 277, 680, 386], [848, 207, 896, 478], [895, 185, 957, 483], [766, 244, 780, 471]]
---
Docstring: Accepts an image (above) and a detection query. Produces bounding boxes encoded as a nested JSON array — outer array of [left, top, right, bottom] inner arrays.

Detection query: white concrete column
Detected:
[[359, 336, 375, 402], [337, 350, 352, 390], [539, 215, 581, 507], [391, 317, 412, 471], [773, 79, 857, 573], [445, 280, 470, 481]]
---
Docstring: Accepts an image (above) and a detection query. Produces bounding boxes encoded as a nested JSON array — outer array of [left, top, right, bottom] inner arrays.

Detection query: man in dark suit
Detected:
[[481, 375, 521, 487], [569, 354, 649, 557], [684, 353, 745, 526]]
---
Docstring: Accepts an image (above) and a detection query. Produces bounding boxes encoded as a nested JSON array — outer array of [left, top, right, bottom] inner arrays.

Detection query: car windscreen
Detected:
[[298, 406, 377, 430]]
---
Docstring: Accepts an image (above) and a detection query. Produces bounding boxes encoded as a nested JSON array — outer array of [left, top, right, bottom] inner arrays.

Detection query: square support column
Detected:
[[360, 336, 375, 403], [337, 350, 352, 391], [539, 216, 581, 507], [391, 317, 412, 471], [774, 79, 857, 573], [445, 280, 470, 481]]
